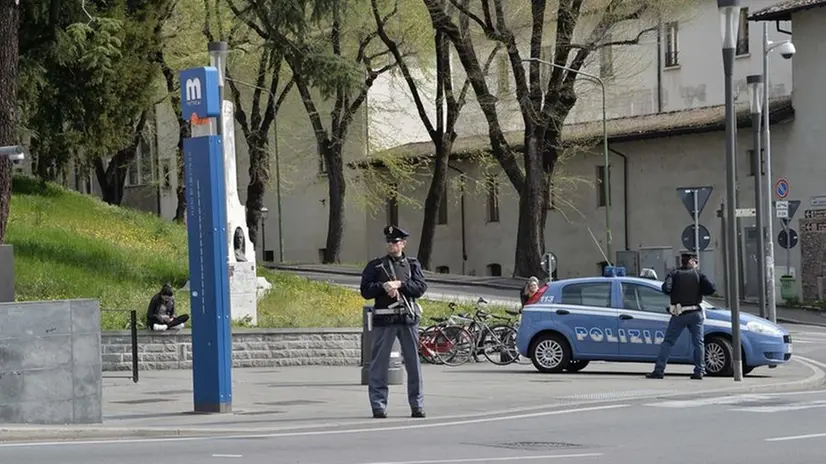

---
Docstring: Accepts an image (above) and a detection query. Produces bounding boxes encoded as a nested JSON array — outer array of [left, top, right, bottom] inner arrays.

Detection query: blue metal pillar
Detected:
[[179, 65, 233, 413]]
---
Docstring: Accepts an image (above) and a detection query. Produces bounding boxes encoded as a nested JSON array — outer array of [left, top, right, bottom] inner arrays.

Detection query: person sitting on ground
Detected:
[[520, 276, 541, 307], [146, 283, 190, 331]]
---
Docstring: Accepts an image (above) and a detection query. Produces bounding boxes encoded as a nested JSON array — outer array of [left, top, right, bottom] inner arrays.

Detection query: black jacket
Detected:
[[662, 267, 716, 307], [360, 254, 428, 326], [146, 292, 175, 326]]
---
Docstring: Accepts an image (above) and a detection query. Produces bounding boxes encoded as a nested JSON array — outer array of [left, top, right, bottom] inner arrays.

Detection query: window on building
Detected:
[[125, 135, 155, 187], [596, 165, 611, 207], [736, 8, 749, 56], [387, 184, 399, 226], [319, 153, 327, 174], [435, 266, 450, 274], [600, 34, 613, 79], [161, 160, 172, 189], [560, 282, 612, 308], [487, 263, 502, 276], [486, 175, 499, 223], [664, 22, 679, 67], [547, 179, 555, 210], [438, 184, 448, 225], [497, 54, 509, 95]]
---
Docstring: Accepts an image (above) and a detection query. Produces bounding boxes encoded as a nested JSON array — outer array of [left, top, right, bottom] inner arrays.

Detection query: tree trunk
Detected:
[[245, 131, 269, 248], [322, 140, 345, 264], [513, 133, 548, 278], [92, 155, 128, 206], [417, 141, 451, 271], [0, 0, 19, 244], [173, 122, 190, 222]]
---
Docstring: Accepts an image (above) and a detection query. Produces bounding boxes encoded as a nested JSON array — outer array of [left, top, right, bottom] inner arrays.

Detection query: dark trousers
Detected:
[[653, 310, 705, 375]]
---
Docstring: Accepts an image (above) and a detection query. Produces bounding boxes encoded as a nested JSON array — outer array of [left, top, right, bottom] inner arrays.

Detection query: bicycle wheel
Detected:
[[418, 325, 444, 365], [481, 324, 520, 366], [434, 325, 475, 366]]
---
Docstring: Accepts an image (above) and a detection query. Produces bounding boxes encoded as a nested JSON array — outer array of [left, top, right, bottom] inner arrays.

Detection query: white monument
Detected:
[[222, 100, 259, 326]]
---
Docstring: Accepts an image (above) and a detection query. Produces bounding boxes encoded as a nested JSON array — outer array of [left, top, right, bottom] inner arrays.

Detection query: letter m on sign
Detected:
[[179, 67, 221, 121]]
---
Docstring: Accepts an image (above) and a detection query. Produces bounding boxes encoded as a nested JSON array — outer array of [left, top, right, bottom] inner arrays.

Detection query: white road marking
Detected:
[[363, 454, 604, 464], [730, 401, 826, 413], [765, 432, 826, 442], [212, 454, 243, 458], [0, 404, 629, 449]]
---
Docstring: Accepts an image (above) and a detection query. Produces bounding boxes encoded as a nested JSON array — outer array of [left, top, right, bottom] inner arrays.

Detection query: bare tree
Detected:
[[421, 0, 661, 277]]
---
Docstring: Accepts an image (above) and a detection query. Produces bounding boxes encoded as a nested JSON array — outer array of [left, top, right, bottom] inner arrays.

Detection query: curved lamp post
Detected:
[[521, 57, 611, 265], [718, 0, 743, 382]]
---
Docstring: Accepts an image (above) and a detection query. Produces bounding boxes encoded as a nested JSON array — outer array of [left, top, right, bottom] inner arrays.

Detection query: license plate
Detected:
[[786, 344, 793, 353]]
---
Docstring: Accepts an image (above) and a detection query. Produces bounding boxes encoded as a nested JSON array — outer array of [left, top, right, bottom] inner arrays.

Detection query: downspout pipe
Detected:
[[447, 163, 467, 274], [608, 147, 630, 251]]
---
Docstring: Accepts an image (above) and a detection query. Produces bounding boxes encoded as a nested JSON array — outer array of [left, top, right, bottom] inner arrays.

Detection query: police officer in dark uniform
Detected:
[[360, 225, 428, 419], [647, 252, 716, 380]]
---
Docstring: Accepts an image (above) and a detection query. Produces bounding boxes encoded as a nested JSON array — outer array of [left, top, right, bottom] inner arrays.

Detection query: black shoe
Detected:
[[373, 410, 387, 419], [646, 372, 664, 379], [691, 373, 703, 380], [411, 409, 426, 418]]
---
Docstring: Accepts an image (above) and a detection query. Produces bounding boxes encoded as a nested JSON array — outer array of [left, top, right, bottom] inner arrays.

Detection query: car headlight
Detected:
[[745, 321, 784, 336]]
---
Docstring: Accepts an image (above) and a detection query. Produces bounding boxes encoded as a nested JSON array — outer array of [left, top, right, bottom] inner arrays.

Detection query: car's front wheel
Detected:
[[530, 333, 571, 373], [705, 336, 734, 377]]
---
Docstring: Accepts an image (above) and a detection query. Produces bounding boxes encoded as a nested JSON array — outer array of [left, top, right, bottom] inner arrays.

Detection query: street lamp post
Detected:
[[748, 75, 767, 320], [260, 206, 269, 261], [521, 57, 611, 264], [761, 23, 795, 324], [718, 0, 743, 381]]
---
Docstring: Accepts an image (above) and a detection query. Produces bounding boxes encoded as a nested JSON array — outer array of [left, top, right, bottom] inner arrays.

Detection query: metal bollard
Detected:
[[361, 306, 403, 386]]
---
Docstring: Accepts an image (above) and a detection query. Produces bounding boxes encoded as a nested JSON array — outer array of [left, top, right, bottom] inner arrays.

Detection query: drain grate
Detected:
[[483, 442, 582, 450], [255, 400, 326, 406], [113, 398, 175, 405]]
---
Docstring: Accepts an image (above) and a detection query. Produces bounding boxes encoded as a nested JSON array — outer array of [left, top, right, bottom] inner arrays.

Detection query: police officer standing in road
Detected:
[[647, 252, 716, 380], [360, 226, 428, 419]]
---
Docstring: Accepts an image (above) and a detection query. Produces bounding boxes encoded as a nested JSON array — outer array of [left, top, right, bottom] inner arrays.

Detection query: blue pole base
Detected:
[[194, 402, 232, 414]]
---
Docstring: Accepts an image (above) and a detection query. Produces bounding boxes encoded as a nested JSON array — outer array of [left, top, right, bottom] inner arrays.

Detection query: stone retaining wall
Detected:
[[102, 328, 362, 371]]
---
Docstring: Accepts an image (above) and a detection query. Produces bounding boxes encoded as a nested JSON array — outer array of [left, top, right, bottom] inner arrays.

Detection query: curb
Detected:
[[267, 264, 525, 291], [2, 358, 823, 444]]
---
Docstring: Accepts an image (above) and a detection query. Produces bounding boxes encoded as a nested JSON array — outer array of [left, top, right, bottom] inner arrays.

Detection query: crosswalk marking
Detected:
[[645, 392, 826, 413]]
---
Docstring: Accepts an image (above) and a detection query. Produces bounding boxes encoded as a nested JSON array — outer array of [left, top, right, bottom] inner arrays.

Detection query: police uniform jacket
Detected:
[[360, 254, 428, 326], [662, 267, 716, 308]]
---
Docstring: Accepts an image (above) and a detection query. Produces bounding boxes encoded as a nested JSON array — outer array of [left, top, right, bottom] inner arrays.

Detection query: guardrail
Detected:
[[101, 308, 139, 383]]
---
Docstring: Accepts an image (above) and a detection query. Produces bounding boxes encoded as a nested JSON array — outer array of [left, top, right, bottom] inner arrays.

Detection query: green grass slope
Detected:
[[6, 175, 509, 331]]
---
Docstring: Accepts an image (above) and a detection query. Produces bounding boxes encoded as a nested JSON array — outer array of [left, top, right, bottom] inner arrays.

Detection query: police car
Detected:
[[515, 274, 793, 376]]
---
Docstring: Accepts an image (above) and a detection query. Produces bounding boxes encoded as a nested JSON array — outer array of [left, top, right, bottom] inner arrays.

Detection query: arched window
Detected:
[[435, 266, 450, 274], [487, 263, 502, 276]]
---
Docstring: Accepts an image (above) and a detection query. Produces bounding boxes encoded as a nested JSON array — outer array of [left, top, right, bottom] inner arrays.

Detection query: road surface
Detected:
[[6, 388, 826, 463]]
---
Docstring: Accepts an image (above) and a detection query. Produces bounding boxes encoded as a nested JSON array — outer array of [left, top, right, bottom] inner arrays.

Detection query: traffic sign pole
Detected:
[[694, 191, 700, 265]]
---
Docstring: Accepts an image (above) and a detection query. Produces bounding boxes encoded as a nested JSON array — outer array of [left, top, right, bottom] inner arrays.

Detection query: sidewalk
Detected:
[[1, 359, 822, 442]]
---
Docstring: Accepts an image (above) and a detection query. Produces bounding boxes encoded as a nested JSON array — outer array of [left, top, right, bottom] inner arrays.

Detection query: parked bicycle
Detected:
[[452, 298, 520, 366], [418, 302, 475, 366]]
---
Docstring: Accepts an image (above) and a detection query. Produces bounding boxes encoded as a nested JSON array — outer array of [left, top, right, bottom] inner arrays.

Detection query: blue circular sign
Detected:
[[775, 178, 789, 199]]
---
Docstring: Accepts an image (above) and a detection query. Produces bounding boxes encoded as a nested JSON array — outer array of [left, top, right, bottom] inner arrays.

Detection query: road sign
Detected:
[[180, 67, 221, 122], [812, 196, 826, 207], [681, 224, 711, 252], [778, 228, 798, 249], [776, 200, 788, 218], [775, 178, 789, 199], [804, 209, 826, 219], [735, 208, 756, 217], [677, 187, 713, 217]]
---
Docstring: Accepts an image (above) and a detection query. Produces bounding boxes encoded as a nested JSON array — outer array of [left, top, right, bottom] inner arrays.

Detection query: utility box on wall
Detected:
[[615, 247, 674, 281]]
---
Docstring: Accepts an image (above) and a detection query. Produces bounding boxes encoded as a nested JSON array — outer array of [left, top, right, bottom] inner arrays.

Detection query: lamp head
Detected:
[[260, 206, 269, 219], [776, 41, 796, 59], [717, 0, 741, 50], [0, 145, 25, 164], [746, 74, 764, 115]]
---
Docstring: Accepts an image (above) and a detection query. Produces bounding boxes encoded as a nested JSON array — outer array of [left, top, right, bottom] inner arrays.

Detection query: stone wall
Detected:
[[800, 217, 826, 301], [0, 299, 102, 424], [102, 328, 362, 371]]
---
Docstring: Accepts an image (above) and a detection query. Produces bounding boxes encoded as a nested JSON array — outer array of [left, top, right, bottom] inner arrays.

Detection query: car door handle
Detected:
[[556, 309, 570, 315], [619, 314, 634, 320]]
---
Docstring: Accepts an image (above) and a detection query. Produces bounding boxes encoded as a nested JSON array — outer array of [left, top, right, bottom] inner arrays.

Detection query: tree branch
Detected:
[[225, 0, 270, 40], [447, 0, 489, 35], [370, 0, 435, 138]]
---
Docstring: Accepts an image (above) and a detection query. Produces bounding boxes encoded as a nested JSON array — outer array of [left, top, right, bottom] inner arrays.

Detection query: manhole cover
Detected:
[[255, 400, 326, 406], [487, 442, 582, 450], [113, 398, 175, 405]]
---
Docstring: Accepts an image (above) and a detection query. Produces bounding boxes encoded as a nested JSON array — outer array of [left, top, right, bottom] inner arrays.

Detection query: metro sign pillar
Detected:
[[179, 65, 233, 413]]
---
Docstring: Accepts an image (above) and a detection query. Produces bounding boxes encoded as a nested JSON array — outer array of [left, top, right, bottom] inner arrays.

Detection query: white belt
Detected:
[[373, 308, 404, 315], [681, 305, 701, 310]]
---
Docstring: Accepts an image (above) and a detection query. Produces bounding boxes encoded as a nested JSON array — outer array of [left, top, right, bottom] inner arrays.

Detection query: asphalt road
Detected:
[[6, 388, 826, 463]]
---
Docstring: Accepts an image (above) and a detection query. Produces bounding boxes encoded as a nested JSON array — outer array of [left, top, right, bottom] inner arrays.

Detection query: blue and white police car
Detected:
[[515, 274, 793, 376]]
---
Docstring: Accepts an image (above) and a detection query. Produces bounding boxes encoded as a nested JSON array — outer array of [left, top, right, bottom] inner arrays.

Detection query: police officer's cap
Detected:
[[384, 225, 410, 242], [681, 252, 697, 260]]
